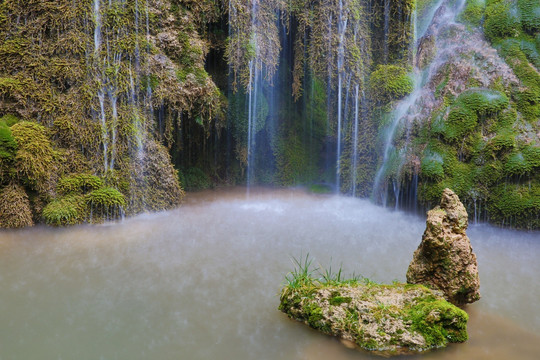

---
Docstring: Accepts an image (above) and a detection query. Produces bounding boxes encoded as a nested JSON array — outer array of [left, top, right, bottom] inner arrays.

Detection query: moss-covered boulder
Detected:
[[0, 184, 34, 228], [57, 174, 103, 195], [407, 188, 481, 305], [10, 121, 58, 194], [279, 279, 468, 353], [42, 194, 87, 226], [369, 65, 414, 105], [0, 122, 17, 183]]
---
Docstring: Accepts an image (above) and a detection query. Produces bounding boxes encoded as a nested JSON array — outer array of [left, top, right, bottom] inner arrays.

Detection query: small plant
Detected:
[[285, 253, 318, 289]]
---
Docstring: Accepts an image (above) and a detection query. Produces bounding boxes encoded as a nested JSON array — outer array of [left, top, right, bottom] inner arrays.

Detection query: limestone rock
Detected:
[[416, 34, 436, 69], [407, 188, 480, 305], [279, 281, 468, 353]]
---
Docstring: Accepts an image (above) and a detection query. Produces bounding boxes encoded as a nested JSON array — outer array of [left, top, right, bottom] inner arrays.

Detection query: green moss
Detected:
[[279, 275, 469, 352], [487, 183, 540, 229], [519, 39, 540, 68], [405, 297, 469, 346], [504, 151, 530, 176], [498, 39, 540, 123], [491, 108, 517, 132], [459, 0, 486, 27], [0, 114, 20, 127], [0, 184, 34, 228], [523, 145, 540, 168], [57, 173, 104, 195], [307, 184, 333, 194], [0, 122, 17, 183], [518, 0, 540, 33], [487, 128, 516, 153], [10, 121, 57, 193], [86, 187, 125, 208], [329, 294, 352, 306], [476, 160, 504, 186], [178, 167, 211, 191], [442, 105, 478, 142], [275, 133, 316, 186], [369, 65, 414, 105], [505, 146, 540, 176], [140, 74, 160, 92], [0, 76, 24, 95], [421, 152, 444, 179], [456, 88, 509, 115], [42, 194, 87, 226], [484, 0, 521, 41]]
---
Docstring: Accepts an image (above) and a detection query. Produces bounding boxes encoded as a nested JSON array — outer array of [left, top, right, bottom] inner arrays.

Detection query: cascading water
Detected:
[[93, 0, 101, 53], [372, 0, 467, 207], [246, 59, 258, 190], [351, 85, 360, 195], [335, 0, 348, 191]]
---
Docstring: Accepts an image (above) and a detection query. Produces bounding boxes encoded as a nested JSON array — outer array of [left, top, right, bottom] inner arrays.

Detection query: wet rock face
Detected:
[[416, 34, 436, 69], [407, 188, 480, 305]]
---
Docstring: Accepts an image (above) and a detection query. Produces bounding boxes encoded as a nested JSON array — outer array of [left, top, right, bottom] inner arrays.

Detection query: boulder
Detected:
[[407, 188, 480, 305], [279, 281, 468, 353]]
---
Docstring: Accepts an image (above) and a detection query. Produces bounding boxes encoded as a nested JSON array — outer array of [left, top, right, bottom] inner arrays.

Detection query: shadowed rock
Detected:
[[407, 188, 480, 305]]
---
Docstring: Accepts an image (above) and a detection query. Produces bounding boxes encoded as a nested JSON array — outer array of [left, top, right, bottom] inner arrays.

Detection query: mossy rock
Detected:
[[0, 184, 34, 228], [518, 0, 540, 33], [10, 121, 57, 193], [279, 279, 468, 352], [484, 0, 521, 41], [57, 173, 103, 195], [456, 88, 509, 115], [0, 114, 20, 127], [42, 194, 87, 226], [487, 183, 540, 229], [442, 105, 478, 142], [275, 133, 317, 186], [0, 122, 17, 183], [487, 128, 516, 153], [86, 187, 126, 208], [369, 65, 414, 105], [459, 0, 486, 27], [504, 145, 540, 176], [178, 167, 212, 191], [421, 152, 444, 180], [519, 39, 540, 69]]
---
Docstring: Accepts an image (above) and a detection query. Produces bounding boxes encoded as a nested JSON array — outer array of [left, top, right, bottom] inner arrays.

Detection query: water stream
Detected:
[[0, 188, 538, 359]]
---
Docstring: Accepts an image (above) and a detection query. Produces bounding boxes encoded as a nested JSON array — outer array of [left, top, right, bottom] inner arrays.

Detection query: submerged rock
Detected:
[[279, 281, 468, 353], [407, 188, 480, 305]]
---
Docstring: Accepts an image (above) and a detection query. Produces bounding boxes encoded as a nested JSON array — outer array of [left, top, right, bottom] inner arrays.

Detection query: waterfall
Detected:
[[246, 59, 255, 190], [98, 90, 109, 172], [383, 0, 390, 63], [93, 0, 101, 53], [351, 85, 359, 195], [335, 0, 348, 191], [372, 0, 468, 207]]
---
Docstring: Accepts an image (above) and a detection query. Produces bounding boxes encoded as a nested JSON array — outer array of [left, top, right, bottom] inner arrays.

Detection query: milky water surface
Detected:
[[0, 188, 538, 359]]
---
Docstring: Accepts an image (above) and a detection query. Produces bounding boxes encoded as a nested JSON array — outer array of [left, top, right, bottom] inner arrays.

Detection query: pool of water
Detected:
[[0, 187, 538, 359]]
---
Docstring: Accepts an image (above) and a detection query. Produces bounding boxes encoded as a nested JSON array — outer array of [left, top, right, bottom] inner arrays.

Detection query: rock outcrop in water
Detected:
[[407, 188, 480, 305], [279, 279, 468, 353]]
